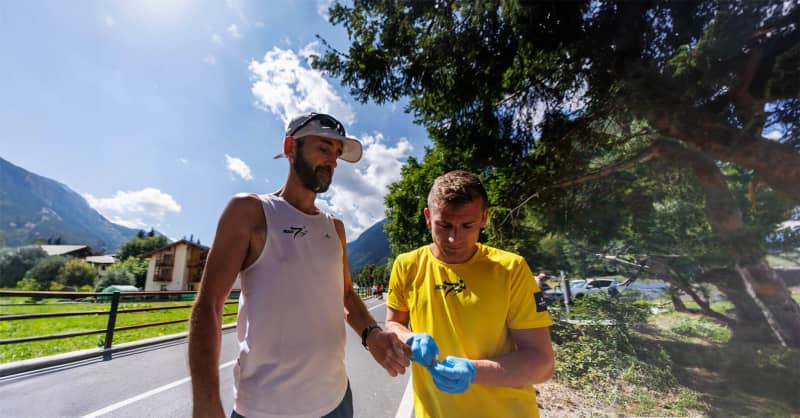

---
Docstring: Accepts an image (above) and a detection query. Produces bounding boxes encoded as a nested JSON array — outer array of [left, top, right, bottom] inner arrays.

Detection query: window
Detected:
[[156, 267, 172, 281]]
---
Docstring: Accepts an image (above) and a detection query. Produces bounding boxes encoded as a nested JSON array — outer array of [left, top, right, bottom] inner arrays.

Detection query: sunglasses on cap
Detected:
[[287, 113, 347, 138]]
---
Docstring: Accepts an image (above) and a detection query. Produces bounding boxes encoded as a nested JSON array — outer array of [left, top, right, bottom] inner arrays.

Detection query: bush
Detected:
[[0, 246, 48, 288], [57, 259, 98, 288], [16, 277, 40, 291], [24, 256, 68, 289], [107, 257, 149, 289], [95, 268, 135, 290], [550, 295, 676, 391]]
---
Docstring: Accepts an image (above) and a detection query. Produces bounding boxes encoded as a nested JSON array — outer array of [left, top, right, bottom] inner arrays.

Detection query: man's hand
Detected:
[[366, 331, 411, 377], [406, 333, 439, 367], [429, 356, 476, 394]]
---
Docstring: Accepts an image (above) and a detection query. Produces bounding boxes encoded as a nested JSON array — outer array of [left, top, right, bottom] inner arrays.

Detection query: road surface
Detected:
[[0, 299, 413, 418]]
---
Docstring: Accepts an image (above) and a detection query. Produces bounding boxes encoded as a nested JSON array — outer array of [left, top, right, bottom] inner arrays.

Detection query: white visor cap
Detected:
[[274, 112, 363, 163]]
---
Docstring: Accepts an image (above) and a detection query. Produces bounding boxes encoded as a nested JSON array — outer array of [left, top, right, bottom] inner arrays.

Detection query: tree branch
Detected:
[[501, 130, 658, 225]]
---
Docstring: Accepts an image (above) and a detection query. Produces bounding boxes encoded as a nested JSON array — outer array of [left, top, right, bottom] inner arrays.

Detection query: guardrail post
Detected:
[[104, 292, 121, 349]]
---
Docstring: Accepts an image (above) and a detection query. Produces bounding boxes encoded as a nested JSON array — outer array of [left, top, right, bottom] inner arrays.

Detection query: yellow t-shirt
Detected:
[[387, 243, 553, 418]]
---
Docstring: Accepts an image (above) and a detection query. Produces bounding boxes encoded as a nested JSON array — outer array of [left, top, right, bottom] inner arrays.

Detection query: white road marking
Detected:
[[84, 303, 389, 418], [81, 359, 237, 418], [368, 301, 386, 311]]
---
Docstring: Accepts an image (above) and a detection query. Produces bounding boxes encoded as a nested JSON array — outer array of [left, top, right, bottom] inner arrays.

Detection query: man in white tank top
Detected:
[[188, 113, 411, 418]]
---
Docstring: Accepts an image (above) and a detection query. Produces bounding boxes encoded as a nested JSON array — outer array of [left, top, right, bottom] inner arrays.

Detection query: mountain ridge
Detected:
[[347, 218, 391, 274], [0, 157, 142, 253]]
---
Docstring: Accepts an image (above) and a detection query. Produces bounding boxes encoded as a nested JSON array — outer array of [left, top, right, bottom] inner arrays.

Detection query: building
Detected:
[[39, 245, 93, 258], [141, 240, 240, 291], [85, 255, 117, 276]]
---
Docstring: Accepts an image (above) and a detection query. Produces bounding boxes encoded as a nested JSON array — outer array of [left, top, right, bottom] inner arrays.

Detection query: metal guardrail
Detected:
[[0, 290, 239, 349]]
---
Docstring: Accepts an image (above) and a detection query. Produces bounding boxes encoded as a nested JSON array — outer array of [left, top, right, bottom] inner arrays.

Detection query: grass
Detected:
[[767, 253, 800, 268], [539, 294, 800, 417], [0, 297, 238, 364]]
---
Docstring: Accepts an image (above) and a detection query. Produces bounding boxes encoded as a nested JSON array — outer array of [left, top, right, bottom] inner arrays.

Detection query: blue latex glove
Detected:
[[429, 356, 476, 394], [406, 333, 439, 366]]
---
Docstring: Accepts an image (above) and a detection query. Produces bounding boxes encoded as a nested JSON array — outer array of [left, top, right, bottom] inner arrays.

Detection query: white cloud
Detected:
[[764, 130, 783, 140], [225, 154, 253, 181], [179, 158, 189, 164], [317, 0, 335, 21], [203, 55, 216, 65], [255, 21, 265, 28], [317, 132, 413, 239], [227, 24, 242, 39], [83, 188, 182, 230], [249, 45, 354, 126], [104, 15, 115, 27], [298, 41, 320, 60], [212, 33, 223, 45]]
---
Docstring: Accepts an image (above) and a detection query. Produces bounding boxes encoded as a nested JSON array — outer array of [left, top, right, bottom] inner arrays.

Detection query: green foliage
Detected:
[[550, 296, 675, 390], [56, 259, 97, 289], [383, 151, 444, 255], [0, 246, 47, 288], [354, 263, 388, 288], [668, 316, 731, 343], [23, 256, 68, 289], [117, 233, 168, 260], [319, 0, 800, 346], [15, 277, 40, 291], [107, 256, 149, 289], [96, 268, 136, 290]]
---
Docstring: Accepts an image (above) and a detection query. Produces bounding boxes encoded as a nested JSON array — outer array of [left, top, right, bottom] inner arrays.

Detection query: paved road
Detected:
[[0, 299, 412, 418]]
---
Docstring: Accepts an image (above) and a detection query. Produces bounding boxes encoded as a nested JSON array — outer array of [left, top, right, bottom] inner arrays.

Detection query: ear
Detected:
[[423, 207, 432, 228], [283, 136, 295, 160], [480, 207, 489, 228]]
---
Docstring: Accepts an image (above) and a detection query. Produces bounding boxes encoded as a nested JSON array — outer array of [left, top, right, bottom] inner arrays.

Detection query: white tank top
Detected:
[[233, 194, 347, 418]]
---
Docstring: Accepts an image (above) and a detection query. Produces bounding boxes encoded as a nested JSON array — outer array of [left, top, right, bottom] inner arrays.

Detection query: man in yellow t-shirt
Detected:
[[386, 170, 554, 418]]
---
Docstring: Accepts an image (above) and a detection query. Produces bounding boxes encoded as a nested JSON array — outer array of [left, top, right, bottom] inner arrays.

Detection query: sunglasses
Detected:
[[288, 113, 347, 138]]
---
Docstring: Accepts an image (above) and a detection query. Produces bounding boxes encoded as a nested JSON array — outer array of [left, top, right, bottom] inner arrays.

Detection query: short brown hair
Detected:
[[427, 170, 488, 209]]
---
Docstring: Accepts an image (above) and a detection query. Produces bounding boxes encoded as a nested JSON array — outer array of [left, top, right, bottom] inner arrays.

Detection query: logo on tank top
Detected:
[[435, 279, 466, 296], [283, 225, 308, 239]]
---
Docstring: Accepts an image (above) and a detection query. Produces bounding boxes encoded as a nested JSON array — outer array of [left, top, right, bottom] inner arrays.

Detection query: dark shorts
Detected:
[[231, 381, 353, 418]]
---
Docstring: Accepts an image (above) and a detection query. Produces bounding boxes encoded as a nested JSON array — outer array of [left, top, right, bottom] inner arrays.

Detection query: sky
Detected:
[[0, 0, 431, 245]]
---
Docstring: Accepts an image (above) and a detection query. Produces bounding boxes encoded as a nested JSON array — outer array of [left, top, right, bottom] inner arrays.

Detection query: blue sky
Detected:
[[0, 0, 431, 245]]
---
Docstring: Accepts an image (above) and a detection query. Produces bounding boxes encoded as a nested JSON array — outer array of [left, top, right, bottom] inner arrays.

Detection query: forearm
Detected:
[[187, 301, 225, 413], [343, 289, 378, 333], [472, 347, 554, 387]]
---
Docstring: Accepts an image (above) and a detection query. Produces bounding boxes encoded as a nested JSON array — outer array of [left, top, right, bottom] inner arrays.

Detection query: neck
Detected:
[[276, 176, 319, 215]]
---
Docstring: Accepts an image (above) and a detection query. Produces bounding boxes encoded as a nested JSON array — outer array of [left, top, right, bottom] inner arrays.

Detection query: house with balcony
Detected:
[[141, 240, 240, 291]]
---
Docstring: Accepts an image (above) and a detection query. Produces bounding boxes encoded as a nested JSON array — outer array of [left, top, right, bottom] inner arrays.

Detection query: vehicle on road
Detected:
[[544, 278, 625, 302]]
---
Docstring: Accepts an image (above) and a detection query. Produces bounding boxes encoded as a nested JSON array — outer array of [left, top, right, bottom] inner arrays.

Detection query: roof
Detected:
[[140, 239, 209, 258], [39, 245, 90, 256], [102, 285, 140, 292], [85, 255, 117, 264]]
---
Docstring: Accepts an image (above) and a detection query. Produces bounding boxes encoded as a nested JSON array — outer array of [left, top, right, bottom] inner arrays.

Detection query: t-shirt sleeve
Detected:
[[386, 257, 409, 312], [507, 258, 553, 329]]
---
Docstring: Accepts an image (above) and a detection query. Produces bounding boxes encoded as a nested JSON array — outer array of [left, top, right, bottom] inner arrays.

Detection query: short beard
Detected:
[[293, 141, 332, 193]]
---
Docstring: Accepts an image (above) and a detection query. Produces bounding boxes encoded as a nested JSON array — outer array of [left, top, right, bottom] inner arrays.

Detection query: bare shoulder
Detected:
[[224, 193, 262, 217], [331, 216, 344, 230], [330, 217, 347, 243], [216, 193, 264, 233]]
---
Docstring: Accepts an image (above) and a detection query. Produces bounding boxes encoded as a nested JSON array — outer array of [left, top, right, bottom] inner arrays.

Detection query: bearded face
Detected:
[[293, 140, 333, 193]]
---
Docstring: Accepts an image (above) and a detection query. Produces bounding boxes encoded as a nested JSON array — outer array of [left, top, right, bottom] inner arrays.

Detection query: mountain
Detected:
[[347, 219, 391, 274], [0, 157, 142, 253]]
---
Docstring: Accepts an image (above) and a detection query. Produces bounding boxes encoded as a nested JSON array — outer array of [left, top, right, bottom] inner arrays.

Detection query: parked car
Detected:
[[544, 278, 625, 302]]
